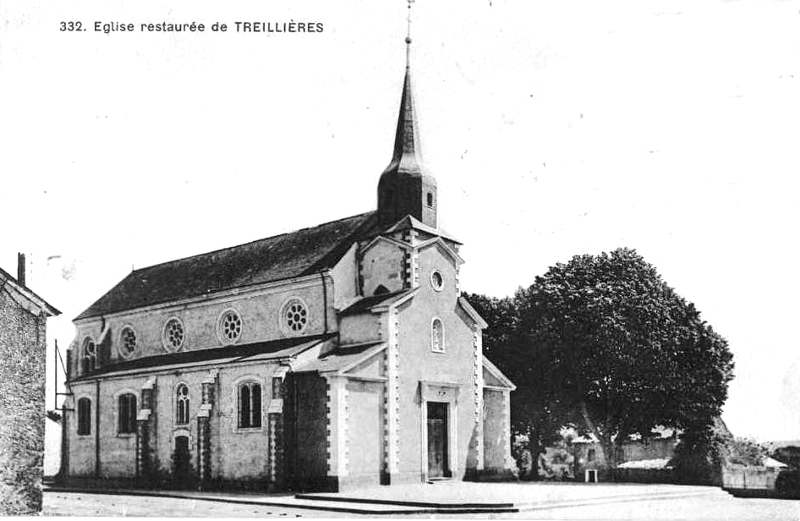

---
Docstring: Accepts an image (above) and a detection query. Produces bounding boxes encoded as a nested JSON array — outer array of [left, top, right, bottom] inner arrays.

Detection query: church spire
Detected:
[[378, 0, 438, 229]]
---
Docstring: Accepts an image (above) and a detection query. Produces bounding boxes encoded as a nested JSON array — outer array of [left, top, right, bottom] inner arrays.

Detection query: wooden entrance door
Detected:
[[174, 435, 192, 488], [427, 402, 449, 478]]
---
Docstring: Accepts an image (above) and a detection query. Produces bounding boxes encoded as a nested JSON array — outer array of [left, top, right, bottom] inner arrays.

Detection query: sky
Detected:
[[1, 0, 799, 443]]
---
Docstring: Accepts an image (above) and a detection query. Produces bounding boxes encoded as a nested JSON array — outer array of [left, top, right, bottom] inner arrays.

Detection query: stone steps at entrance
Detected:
[[295, 492, 516, 510], [294, 493, 518, 513]]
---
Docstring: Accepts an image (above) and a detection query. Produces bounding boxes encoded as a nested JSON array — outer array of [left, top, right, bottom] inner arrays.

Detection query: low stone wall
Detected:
[[613, 468, 677, 484], [722, 466, 782, 497]]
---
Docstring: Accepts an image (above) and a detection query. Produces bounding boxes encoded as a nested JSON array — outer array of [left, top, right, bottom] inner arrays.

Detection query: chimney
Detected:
[[17, 253, 26, 287]]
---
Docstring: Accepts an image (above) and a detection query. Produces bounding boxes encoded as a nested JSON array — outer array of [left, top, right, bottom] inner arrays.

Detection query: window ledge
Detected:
[[234, 426, 264, 434]]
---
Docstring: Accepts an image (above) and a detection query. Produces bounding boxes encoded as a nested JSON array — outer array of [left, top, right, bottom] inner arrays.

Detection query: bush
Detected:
[[775, 470, 800, 498]]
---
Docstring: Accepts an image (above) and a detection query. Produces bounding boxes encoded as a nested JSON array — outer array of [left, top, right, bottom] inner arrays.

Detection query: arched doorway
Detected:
[[173, 435, 192, 488]]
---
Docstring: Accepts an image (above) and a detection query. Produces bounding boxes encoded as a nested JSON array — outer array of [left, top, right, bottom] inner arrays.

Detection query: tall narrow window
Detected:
[[77, 398, 92, 435], [271, 377, 283, 400], [431, 318, 445, 353], [81, 338, 96, 374], [176, 384, 189, 425], [238, 382, 262, 429], [427, 192, 434, 207], [118, 393, 137, 434]]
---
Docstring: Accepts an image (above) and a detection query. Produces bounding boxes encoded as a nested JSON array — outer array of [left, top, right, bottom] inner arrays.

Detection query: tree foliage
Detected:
[[469, 247, 734, 475], [670, 419, 730, 484], [773, 446, 800, 470]]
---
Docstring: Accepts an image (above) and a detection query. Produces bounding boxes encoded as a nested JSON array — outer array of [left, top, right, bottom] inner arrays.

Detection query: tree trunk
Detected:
[[579, 401, 616, 476], [529, 426, 543, 481]]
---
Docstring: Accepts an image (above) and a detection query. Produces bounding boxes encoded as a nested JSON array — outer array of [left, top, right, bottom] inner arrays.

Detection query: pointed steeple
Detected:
[[389, 60, 424, 173], [378, 4, 438, 229]]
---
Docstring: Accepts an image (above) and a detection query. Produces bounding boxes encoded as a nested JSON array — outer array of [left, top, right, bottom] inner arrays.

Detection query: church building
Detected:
[[61, 32, 515, 492]]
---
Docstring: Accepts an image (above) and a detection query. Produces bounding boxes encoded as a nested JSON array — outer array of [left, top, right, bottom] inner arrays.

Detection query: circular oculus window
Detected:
[[431, 270, 444, 291], [163, 318, 185, 351], [281, 298, 309, 335], [119, 327, 137, 358], [218, 309, 243, 344]]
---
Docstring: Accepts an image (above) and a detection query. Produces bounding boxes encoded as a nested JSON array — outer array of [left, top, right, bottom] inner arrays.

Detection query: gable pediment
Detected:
[[417, 237, 464, 265], [343, 349, 386, 379], [360, 235, 411, 256], [483, 357, 516, 390], [483, 366, 507, 388]]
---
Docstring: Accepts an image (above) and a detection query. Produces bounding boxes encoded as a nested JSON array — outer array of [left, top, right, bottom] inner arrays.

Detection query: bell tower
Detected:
[[377, 3, 437, 229]]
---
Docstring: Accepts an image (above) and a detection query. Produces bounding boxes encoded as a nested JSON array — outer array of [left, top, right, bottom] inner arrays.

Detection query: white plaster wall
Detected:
[[330, 244, 359, 310], [339, 313, 380, 345], [70, 279, 334, 378], [360, 240, 405, 297], [394, 245, 478, 479]]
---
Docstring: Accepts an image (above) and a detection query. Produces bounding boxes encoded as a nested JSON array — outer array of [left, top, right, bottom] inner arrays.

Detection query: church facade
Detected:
[[61, 47, 515, 492]]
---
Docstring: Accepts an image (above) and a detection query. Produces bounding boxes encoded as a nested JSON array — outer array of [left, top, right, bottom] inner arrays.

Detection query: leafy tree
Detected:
[[514, 248, 734, 470], [727, 437, 769, 466], [670, 419, 730, 484], [773, 446, 800, 470]]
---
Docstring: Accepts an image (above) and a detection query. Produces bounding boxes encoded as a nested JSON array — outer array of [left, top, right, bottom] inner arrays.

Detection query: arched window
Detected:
[[238, 382, 261, 429], [119, 326, 137, 358], [81, 338, 96, 374], [176, 384, 189, 425], [431, 318, 445, 353], [77, 398, 92, 436], [163, 317, 185, 351], [281, 298, 309, 335], [118, 393, 137, 434]]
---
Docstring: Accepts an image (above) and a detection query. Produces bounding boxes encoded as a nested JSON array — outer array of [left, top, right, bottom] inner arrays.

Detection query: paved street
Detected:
[[44, 489, 800, 519], [486, 494, 800, 520], [43, 491, 345, 518]]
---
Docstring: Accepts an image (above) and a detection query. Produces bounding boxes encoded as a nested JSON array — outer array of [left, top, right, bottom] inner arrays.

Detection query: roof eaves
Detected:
[[370, 287, 418, 313], [0, 267, 60, 316], [418, 237, 465, 265], [458, 296, 488, 329], [483, 356, 516, 390]]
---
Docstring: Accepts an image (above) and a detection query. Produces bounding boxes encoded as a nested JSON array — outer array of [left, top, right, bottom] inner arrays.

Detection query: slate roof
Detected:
[[76, 212, 380, 320], [339, 289, 413, 316], [293, 341, 384, 374], [70, 333, 334, 382]]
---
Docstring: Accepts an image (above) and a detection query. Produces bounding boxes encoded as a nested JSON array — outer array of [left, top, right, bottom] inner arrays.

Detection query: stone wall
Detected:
[[65, 361, 286, 488], [0, 289, 47, 514]]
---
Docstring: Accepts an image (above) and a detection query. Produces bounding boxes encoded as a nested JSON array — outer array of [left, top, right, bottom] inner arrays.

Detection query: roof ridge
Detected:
[[132, 210, 376, 274]]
